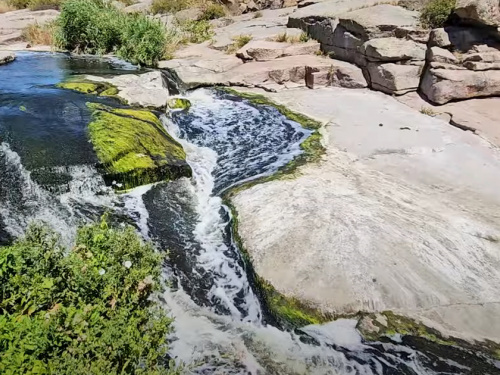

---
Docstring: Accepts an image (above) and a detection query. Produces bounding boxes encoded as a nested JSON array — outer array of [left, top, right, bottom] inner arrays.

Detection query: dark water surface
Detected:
[[1, 52, 498, 375]]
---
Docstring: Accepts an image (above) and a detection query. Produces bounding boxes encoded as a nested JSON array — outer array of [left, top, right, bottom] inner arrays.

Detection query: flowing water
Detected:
[[0, 52, 498, 375]]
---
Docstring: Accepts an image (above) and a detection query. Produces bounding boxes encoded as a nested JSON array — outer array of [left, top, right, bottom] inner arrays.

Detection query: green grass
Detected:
[[55, 0, 166, 66], [420, 0, 456, 28], [0, 217, 180, 374]]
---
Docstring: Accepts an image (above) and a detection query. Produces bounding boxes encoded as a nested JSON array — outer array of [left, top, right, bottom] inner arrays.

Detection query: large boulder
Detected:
[[367, 62, 423, 95], [0, 51, 15, 65], [86, 103, 191, 190], [338, 5, 419, 39], [455, 0, 500, 26], [421, 67, 500, 104], [361, 37, 426, 62]]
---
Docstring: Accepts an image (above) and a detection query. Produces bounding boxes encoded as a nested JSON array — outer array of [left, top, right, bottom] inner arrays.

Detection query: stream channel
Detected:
[[0, 52, 497, 375]]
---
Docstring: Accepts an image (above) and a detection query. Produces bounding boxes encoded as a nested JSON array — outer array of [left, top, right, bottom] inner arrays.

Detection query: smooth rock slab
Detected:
[[232, 86, 500, 343]]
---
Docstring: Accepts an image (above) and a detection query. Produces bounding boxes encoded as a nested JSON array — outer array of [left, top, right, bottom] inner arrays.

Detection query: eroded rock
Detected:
[[455, 0, 500, 27], [0, 51, 15, 65], [361, 37, 426, 62], [421, 67, 500, 104], [367, 62, 423, 95]]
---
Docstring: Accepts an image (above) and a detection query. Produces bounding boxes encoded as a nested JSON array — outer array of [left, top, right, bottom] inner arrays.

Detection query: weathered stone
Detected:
[[463, 50, 500, 62], [455, 0, 500, 27], [236, 40, 321, 61], [464, 61, 500, 70], [305, 60, 367, 89], [394, 26, 431, 43], [283, 41, 321, 57], [429, 61, 467, 69], [421, 67, 500, 104], [237, 40, 287, 61], [427, 46, 458, 64], [85, 71, 170, 108], [429, 28, 452, 48], [361, 37, 426, 62], [338, 5, 419, 39], [367, 62, 422, 95], [0, 51, 15, 65]]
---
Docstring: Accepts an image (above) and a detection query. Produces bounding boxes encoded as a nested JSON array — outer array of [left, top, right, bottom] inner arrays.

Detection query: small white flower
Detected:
[[124, 261, 132, 269], [99, 269, 106, 275]]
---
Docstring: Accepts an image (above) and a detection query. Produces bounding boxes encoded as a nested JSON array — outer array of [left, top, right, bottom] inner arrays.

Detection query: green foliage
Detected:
[[420, 0, 456, 28], [0, 218, 179, 374], [56, 0, 166, 66], [116, 14, 167, 66], [198, 3, 225, 20], [150, 0, 188, 14]]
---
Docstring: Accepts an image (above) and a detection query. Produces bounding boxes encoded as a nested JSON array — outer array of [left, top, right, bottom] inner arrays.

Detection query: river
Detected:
[[0, 52, 497, 375]]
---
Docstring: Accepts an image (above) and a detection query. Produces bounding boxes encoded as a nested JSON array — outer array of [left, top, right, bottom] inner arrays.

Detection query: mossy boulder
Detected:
[[167, 98, 191, 111], [56, 80, 119, 98], [86, 103, 191, 190]]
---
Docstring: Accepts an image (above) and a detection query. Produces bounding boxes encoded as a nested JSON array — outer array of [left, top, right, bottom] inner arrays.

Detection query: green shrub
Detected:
[[150, 0, 189, 14], [198, 3, 225, 20], [0, 217, 178, 374], [420, 0, 456, 28], [56, 0, 123, 55], [56, 0, 166, 66], [117, 14, 167, 66]]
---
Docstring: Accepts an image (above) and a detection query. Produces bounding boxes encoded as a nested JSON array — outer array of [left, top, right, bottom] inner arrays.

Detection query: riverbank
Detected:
[[229, 86, 500, 346]]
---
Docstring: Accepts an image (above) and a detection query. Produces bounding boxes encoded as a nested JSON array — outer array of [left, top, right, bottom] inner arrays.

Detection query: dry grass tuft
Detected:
[[0, 0, 16, 12], [21, 21, 56, 46], [226, 34, 252, 54], [271, 31, 309, 43]]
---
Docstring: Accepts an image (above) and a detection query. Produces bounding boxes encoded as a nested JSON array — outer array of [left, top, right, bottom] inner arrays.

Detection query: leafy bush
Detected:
[[0, 218, 178, 375], [198, 3, 225, 20], [117, 14, 168, 66], [56, 0, 166, 66], [420, 0, 456, 28], [150, 0, 189, 14]]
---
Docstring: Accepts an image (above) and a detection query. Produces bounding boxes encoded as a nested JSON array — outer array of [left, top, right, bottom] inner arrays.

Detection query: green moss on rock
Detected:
[[167, 98, 191, 111], [56, 80, 121, 101], [86, 102, 191, 190]]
